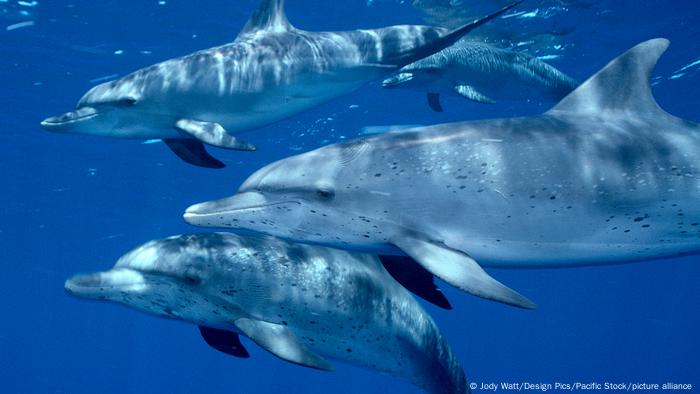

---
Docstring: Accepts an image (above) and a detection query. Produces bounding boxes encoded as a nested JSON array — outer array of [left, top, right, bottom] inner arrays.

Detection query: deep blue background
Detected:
[[1, 1, 699, 393]]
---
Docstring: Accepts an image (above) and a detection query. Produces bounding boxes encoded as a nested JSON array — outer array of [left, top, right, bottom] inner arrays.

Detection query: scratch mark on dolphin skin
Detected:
[[89, 74, 120, 84]]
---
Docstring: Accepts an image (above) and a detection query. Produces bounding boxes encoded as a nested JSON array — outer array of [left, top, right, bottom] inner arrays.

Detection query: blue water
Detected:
[[1, 0, 699, 393]]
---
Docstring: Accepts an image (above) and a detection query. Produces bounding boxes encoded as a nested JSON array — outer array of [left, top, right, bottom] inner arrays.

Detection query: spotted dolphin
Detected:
[[382, 40, 578, 112], [65, 233, 469, 394], [184, 39, 700, 309], [40, 0, 519, 168]]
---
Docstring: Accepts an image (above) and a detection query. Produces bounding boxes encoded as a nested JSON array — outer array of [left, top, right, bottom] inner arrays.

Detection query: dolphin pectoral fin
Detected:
[[198, 326, 250, 358], [234, 317, 334, 371], [427, 93, 443, 112], [454, 85, 496, 104], [164, 139, 226, 168], [390, 235, 536, 309], [174, 119, 257, 151], [378, 255, 452, 310]]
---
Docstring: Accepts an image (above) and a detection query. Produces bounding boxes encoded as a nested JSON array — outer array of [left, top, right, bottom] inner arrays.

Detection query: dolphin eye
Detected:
[[181, 274, 201, 286], [113, 97, 137, 107], [316, 188, 335, 200]]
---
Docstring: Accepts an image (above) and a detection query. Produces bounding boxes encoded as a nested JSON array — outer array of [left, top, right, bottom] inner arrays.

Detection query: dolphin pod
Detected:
[[382, 40, 579, 112], [65, 233, 469, 394], [184, 39, 700, 309], [40, 0, 519, 168], [53, 1, 696, 392]]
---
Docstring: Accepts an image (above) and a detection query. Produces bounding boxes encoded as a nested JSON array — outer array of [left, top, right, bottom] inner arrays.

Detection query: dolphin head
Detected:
[[382, 63, 443, 91], [40, 72, 174, 139], [65, 234, 234, 324], [184, 140, 389, 250]]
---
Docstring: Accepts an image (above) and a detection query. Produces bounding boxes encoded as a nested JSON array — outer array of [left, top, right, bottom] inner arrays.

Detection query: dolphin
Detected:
[[382, 40, 578, 112], [184, 39, 700, 309], [40, 0, 519, 169], [65, 233, 469, 394]]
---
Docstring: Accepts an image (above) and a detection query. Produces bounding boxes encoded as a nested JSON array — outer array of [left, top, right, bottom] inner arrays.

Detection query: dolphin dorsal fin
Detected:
[[237, 0, 293, 38], [547, 38, 670, 116]]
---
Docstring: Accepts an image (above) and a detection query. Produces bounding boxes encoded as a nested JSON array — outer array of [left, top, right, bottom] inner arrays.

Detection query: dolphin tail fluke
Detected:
[[164, 139, 226, 168], [392, 234, 536, 309], [547, 38, 671, 116]]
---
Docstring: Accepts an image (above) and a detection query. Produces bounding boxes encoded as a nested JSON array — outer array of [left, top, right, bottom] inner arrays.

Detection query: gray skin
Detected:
[[382, 40, 578, 112], [40, 0, 519, 168], [65, 233, 468, 394], [184, 39, 700, 309]]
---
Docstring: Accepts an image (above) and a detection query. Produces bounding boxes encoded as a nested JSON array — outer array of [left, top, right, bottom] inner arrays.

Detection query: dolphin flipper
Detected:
[[379, 255, 452, 309], [454, 85, 496, 104], [198, 326, 250, 358], [234, 317, 334, 371], [175, 119, 257, 151], [391, 234, 536, 309], [427, 93, 443, 112], [164, 139, 226, 168]]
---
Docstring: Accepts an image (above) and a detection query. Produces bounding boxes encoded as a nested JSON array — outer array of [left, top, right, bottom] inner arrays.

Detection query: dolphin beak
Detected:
[[382, 72, 413, 88], [184, 191, 297, 227], [65, 272, 105, 296], [65, 268, 147, 299], [40, 107, 98, 131]]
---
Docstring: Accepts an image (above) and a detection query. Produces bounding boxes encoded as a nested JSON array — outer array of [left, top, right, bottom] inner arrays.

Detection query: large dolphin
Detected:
[[65, 233, 468, 394], [382, 40, 578, 112], [40, 0, 519, 168], [184, 39, 700, 309]]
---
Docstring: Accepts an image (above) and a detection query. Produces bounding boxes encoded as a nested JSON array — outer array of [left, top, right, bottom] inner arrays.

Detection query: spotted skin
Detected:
[[40, 0, 517, 167], [382, 40, 578, 109], [65, 233, 469, 394], [185, 39, 700, 273]]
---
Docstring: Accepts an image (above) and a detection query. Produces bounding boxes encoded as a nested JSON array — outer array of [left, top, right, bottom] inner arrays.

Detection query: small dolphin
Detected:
[[65, 233, 468, 394], [40, 0, 519, 168], [184, 39, 700, 309], [382, 40, 578, 112]]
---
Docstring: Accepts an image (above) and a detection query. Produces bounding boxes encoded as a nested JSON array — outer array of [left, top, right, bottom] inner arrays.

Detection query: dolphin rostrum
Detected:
[[382, 40, 578, 112], [40, 0, 520, 168], [65, 233, 469, 394], [184, 39, 700, 309]]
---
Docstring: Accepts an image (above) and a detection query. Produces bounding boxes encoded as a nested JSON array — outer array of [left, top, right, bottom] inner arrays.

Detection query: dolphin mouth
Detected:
[[184, 192, 300, 227], [40, 107, 99, 130], [65, 268, 147, 298], [381, 72, 413, 88]]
